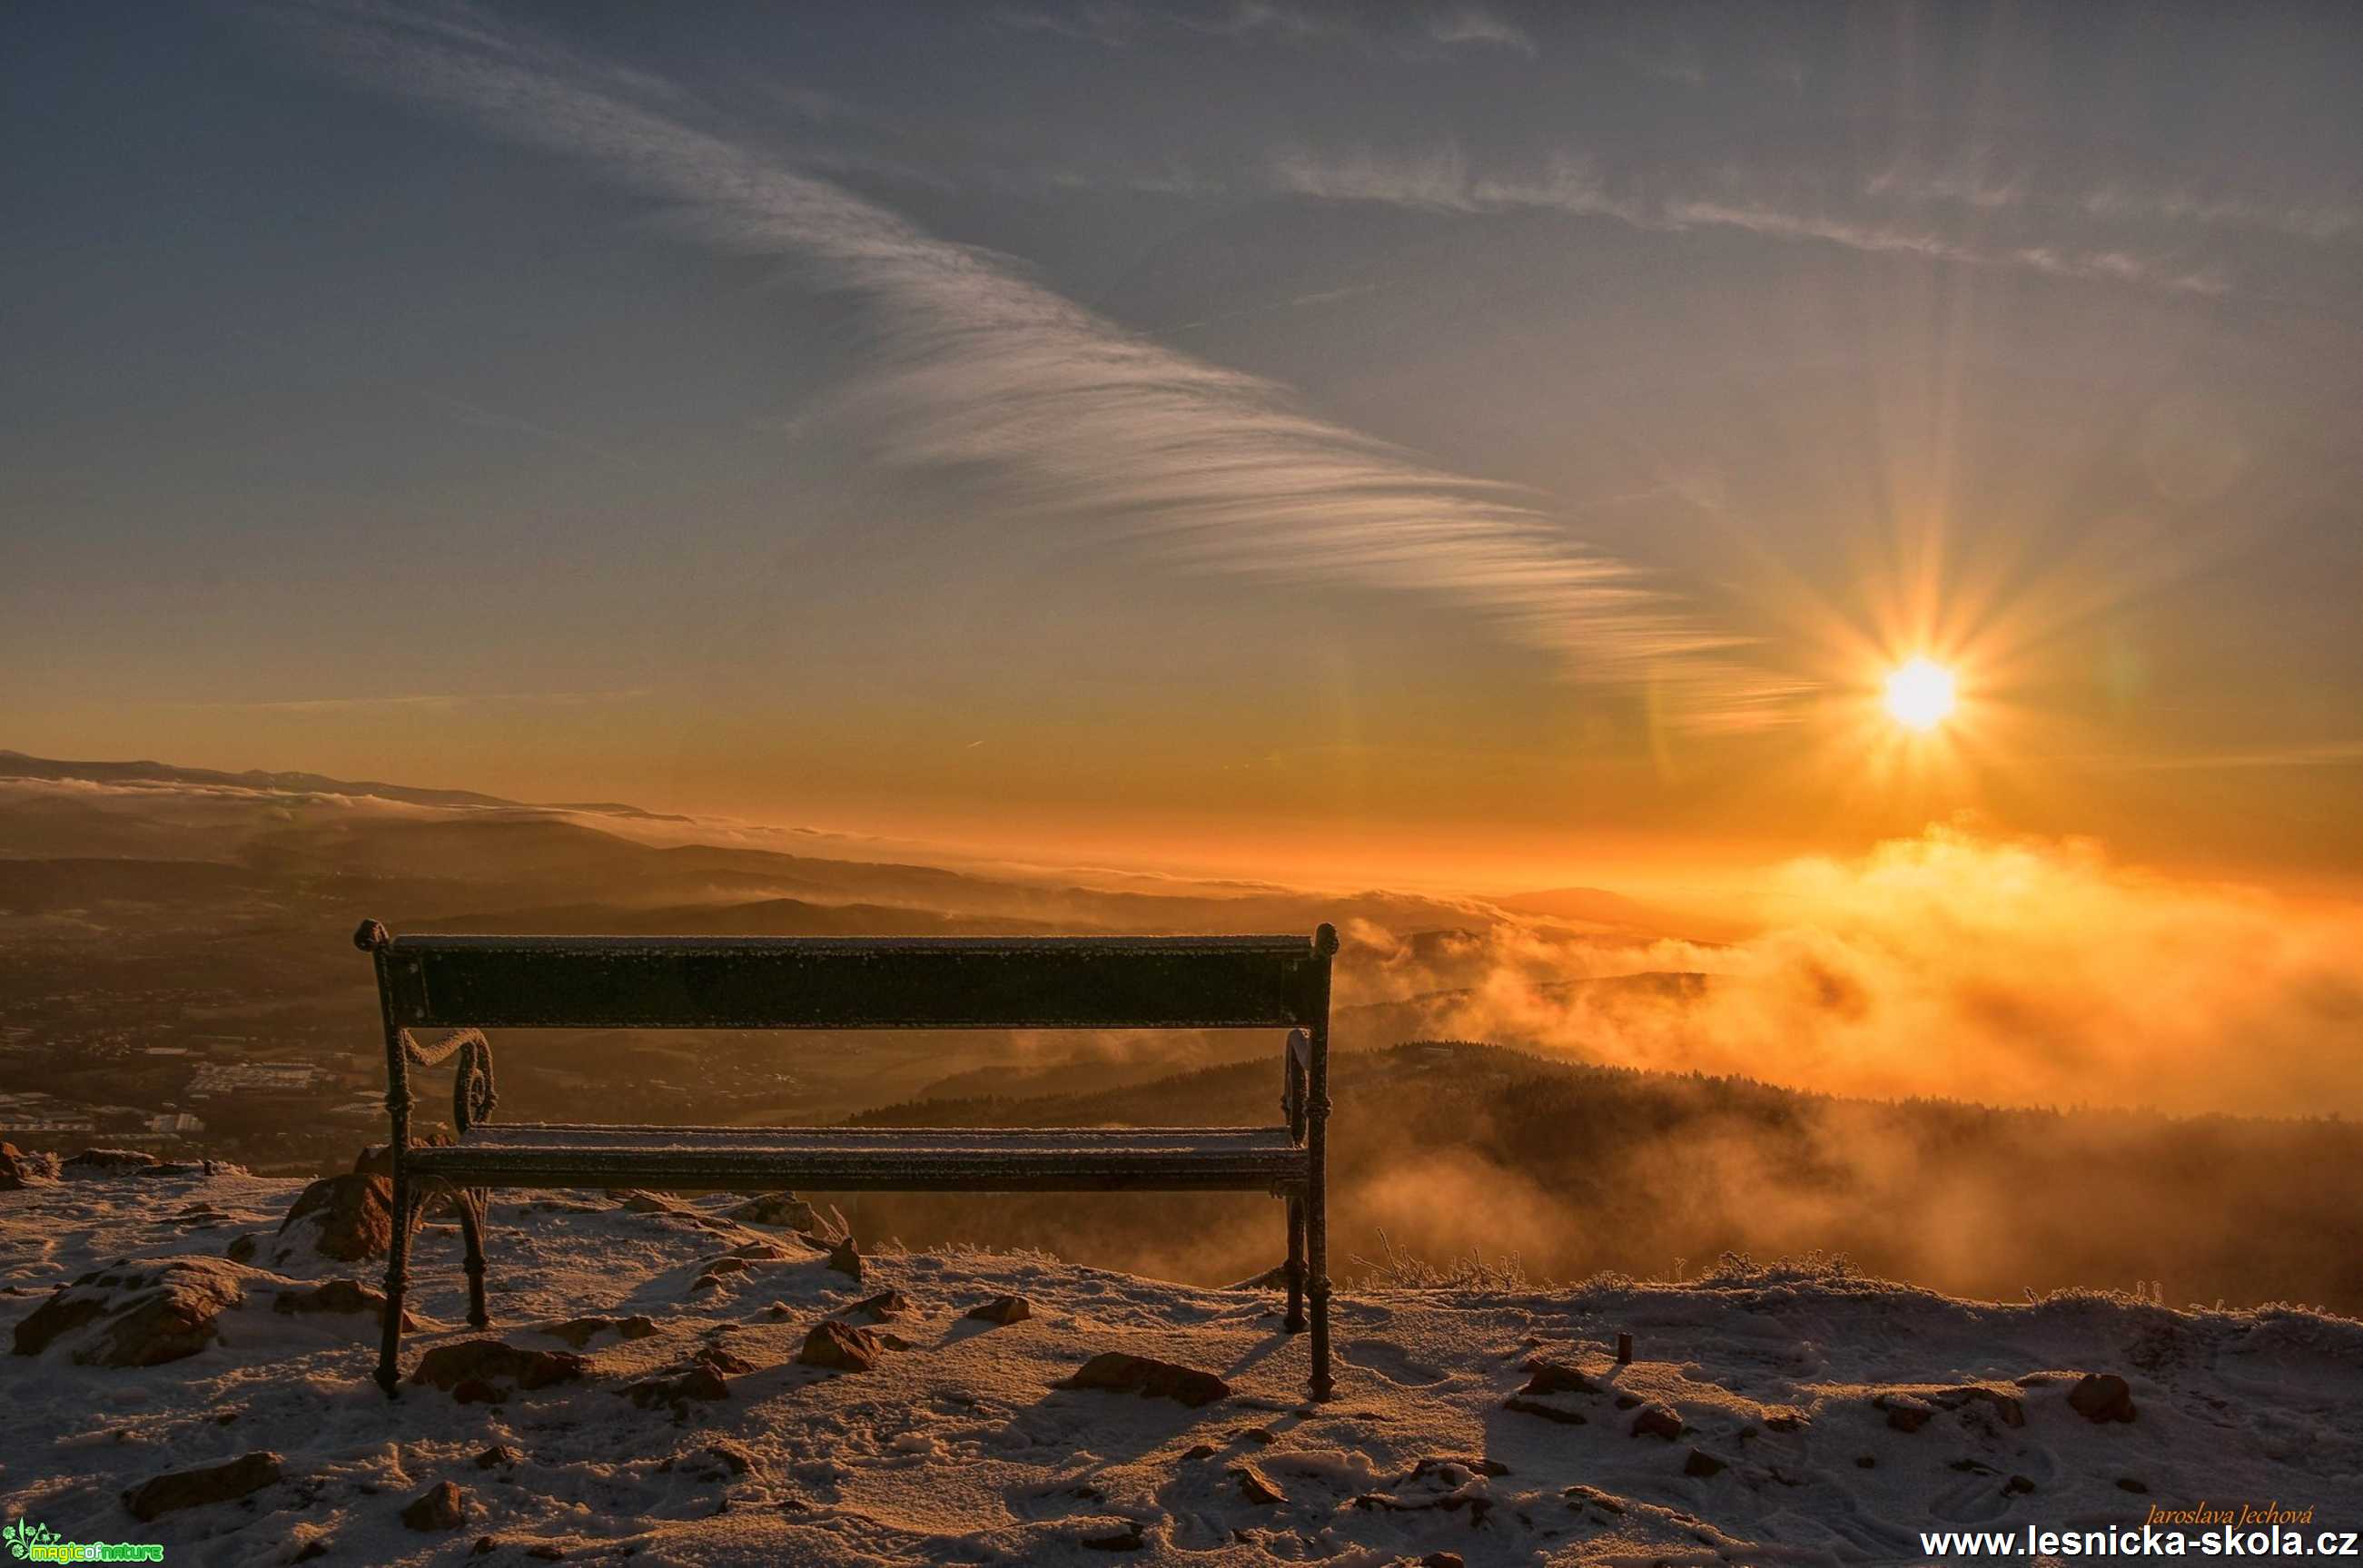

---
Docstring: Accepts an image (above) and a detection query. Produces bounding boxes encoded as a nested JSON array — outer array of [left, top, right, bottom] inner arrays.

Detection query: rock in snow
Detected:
[[1628, 1404, 1685, 1441], [1233, 1464, 1286, 1504], [727, 1190, 847, 1241], [852, 1287, 913, 1321], [2070, 1370, 2140, 1423], [964, 1293, 1032, 1326], [409, 1337, 588, 1394], [4, 1167, 2358, 1566], [796, 1318, 885, 1372], [13, 1256, 250, 1366], [1518, 1359, 1599, 1396], [400, 1480, 467, 1531], [1502, 1395, 1588, 1425], [1057, 1351, 1230, 1407], [536, 1313, 658, 1346], [272, 1277, 415, 1329], [122, 1452, 282, 1522], [0, 1140, 57, 1189], [270, 1172, 393, 1265], [62, 1148, 162, 1178]]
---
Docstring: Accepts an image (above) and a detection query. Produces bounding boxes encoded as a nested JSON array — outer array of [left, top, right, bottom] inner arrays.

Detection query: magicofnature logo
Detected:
[[5, 1519, 163, 1563]]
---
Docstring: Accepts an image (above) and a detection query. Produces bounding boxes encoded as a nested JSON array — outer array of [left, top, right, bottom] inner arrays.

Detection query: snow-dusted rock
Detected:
[[13, 1255, 251, 1366], [534, 1313, 656, 1346], [271, 1172, 392, 1266], [272, 1276, 416, 1329], [727, 1190, 847, 1241], [122, 1451, 282, 1521], [622, 1349, 736, 1408], [689, 1255, 752, 1293], [400, 1480, 467, 1531], [964, 1293, 1031, 1325], [1629, 1403, 1684, 1439], [1503, 1394, 1588, 1424], [1057, 1350, 1229, 1406], [1234, 1464, 1286, 1504], [2070, 1370, 2139, 1423], [1519, 1359, 1599, 1396], [0, 1140, 56, 1188], [410, 1337, 588, 1394], [796, 1318, 884, 1371], [853, 1287, 913, 1321], [61, 1148, 159, 1178]]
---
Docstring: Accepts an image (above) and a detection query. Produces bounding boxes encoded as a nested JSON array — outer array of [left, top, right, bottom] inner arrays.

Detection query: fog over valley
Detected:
[[7, 750, 2358, 1314]]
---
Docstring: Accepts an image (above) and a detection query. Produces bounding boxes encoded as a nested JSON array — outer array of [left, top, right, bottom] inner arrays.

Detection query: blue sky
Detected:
[[5, 2, 2360, 882]]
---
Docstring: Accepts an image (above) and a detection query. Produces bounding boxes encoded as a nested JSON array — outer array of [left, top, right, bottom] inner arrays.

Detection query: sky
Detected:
[[6, 2, 2362, 892]]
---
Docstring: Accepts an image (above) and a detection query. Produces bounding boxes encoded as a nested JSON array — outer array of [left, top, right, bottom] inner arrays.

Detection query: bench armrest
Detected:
[[357, 920, 498, 1143], [1282, 1028, 1310, 1140], [403, 1028, 499, 1135]]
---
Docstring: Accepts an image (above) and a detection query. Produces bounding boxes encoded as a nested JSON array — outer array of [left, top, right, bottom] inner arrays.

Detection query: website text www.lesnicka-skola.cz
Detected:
[[1920, 1525, 2360, 1559]]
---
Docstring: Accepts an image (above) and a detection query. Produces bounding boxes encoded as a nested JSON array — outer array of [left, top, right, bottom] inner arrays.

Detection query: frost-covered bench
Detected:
[[351, 922, 1342, 1400]]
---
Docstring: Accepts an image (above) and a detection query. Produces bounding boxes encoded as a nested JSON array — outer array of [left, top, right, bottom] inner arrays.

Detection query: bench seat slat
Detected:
[[408, 1123, 1309, 1193], [453, 1123, 1292, 1150], [378, 933, 1328, 1031]]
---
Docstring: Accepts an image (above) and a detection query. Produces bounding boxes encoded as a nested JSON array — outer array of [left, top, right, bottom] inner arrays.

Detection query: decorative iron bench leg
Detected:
[[450, 1031, 499, 1332], [1284, 1196, 1308, 1332], [1303, 987, 1336, 1400], [1307, 1230, 1332, 1400], [376, 1173, 417, 1397], [1280, 1029, 1310, 1333], [360, 918, 413, 1397], [458, 1188, 491, 1330]]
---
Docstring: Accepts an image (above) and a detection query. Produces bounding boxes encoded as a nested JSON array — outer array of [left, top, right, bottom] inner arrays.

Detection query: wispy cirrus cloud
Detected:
[[2079, 183, 2360, 243], [2072, 740, 2363, 773], [993, 2, 1538, 56], [1424, 6, 1536, 56], [287, 5, 1785, 723], [1268, 148, 2232, 297], [1869, 157, 2361, 244], [158, 689, 654, 714], [987, 3, 1138, 49], [423, 392, 638, 465]]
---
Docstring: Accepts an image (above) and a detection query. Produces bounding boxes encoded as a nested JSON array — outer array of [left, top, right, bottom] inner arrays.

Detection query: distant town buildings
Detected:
[[0, 1090, 98, 1135], [186, 1061, 319, 1098]]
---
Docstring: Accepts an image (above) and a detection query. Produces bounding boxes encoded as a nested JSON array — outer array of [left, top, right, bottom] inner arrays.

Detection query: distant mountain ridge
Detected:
[[0, 749, 677, 820], [1490, 883, 1751, 943]]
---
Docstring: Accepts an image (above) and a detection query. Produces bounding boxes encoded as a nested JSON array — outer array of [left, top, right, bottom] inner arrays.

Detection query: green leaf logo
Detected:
[[6, 1520, 61, 1558], [5, 1519, 62, 1559]]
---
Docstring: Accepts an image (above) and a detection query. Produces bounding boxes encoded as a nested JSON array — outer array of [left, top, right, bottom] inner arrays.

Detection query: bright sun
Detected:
[[1884, 657, 1958, 731]]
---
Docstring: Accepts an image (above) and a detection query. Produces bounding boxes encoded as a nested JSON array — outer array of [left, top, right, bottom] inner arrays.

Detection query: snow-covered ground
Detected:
[[5, 1167, 2359, 1566]]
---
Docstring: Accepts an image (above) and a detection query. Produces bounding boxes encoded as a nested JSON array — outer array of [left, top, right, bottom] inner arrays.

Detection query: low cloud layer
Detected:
[[1356, 824, 2363, 1117]]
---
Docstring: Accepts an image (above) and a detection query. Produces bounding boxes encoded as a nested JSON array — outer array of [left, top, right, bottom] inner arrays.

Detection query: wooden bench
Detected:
[[352, 920, 1341, 1399]]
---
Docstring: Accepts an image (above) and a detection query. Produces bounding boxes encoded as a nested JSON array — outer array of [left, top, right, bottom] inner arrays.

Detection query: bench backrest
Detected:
[[366, 930, 1338, 1032]]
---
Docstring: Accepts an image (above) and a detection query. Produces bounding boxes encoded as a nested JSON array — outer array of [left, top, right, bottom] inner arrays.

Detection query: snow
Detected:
[[5, 1170, 2360, 1565]]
